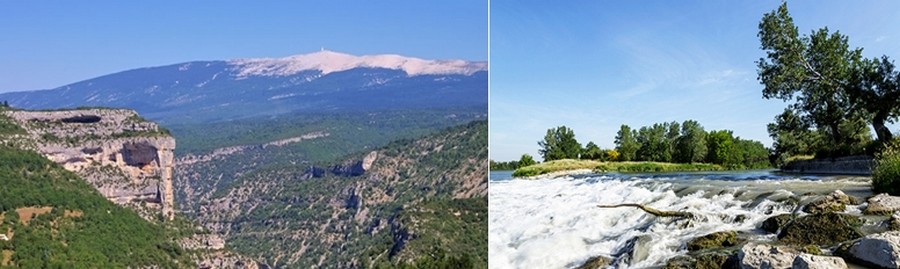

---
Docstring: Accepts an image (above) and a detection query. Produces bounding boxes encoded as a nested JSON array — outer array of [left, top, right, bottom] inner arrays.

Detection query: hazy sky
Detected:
[[490, 0, 900, 161], [0, 1, 487, 92]]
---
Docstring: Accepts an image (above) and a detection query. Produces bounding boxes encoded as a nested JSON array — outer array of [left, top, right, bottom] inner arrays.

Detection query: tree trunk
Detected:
[[873, 110, 894, 144]]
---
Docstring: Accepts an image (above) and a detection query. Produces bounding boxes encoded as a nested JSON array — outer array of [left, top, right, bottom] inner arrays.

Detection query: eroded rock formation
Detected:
[[5, 109, 176, 221]]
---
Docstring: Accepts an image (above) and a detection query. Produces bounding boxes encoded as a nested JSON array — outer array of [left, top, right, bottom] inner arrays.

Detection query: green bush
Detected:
[[873, 140, 900, 195]]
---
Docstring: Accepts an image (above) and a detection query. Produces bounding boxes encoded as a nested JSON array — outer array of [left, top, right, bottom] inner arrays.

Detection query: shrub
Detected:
[[873, 140, 900, 195]]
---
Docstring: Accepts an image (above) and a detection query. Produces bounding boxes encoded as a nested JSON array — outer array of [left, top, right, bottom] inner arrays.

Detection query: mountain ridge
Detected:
[[230, 50, 487, 78], [0, 51, 487, 124]]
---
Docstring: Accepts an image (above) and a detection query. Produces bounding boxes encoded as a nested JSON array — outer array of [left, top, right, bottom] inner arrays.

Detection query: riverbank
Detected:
[[781, 155, 873, 175], [511, 159, 726, 178]]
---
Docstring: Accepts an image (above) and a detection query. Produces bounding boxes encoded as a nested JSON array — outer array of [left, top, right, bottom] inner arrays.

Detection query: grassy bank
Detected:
[[511, 159, 603, 177], [512, 159, 726, 178]]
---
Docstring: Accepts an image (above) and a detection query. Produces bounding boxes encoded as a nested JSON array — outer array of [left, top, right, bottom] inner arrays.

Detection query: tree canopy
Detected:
[[758, 2, 900, 158], [538, 126, 582, 161], [542, 120, 770, 169]]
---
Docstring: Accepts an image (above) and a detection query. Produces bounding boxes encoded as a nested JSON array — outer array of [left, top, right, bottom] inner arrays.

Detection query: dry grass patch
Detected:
[[1, 250, 12, 266], [16, 206, 53, 225], [64, 210, 83, 218]]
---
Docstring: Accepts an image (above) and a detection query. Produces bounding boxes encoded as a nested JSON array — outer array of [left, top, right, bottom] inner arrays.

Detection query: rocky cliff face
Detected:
[[193, 121, 488, 267], [3, 108, 176, 221]]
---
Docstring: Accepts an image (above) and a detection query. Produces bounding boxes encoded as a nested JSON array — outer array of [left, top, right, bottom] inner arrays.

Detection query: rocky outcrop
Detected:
[[837, 231, 900, 268], [193, 250, 263, 269], [761, 214, 793, 234], [302, 150, 379, 178], [180, 233, 226, 250], [664, 251, 736, 269], [791, 253, 848, 269], [803, 190, 858, 214], [5, 109, 176, 220], [778, 212, 863, 246], [865, 193, 900, 215], [687, 231, 739, 251], [330, 151, 378, 177], [738, 243, 798, 269]]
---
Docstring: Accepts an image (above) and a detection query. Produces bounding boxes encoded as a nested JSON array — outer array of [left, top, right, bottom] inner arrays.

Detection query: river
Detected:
[[488, 170, 873, 269]]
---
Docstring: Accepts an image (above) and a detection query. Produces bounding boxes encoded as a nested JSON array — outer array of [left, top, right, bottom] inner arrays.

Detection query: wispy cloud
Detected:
[[613, 81, 656, 99]]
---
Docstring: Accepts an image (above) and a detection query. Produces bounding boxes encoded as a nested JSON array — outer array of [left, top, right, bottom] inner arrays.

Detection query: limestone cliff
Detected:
[[3, 108, 176, 221]]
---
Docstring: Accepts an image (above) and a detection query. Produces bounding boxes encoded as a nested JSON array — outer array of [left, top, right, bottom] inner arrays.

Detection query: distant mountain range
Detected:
[[0, 50, 487, 124]]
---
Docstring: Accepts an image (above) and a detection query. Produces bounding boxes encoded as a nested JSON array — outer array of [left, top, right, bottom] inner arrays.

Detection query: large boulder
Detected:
[[803, 190, 857, 214], [836, 231, 900, 268], [791, 253, 848, 269], [778, 212, 863, 246], [687, 231, 738, 251], [865, 193, 900, 215], [761, 214, 793, 234], [738, 243, 797, 269]]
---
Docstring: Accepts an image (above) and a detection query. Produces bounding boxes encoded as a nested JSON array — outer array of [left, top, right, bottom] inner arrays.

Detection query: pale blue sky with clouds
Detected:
[[0, 1, 487, 92], [490, 1, 900, 161]]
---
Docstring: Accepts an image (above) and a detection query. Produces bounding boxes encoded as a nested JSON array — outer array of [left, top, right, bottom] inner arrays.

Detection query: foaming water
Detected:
[[488, 172, 871, 269]]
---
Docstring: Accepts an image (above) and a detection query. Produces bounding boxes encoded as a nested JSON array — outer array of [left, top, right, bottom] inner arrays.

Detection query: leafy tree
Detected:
[[636, 123, 671, 162], [853, 56, 900, 144], [518, 154, 536, 167], [581, 142, 603, 160], [768, 108, 820, 161], [757, 2, 882, 155], [489, 160, 518, 171], [706, 130, 735, 165], [615, 125, 639, 161], [674, 120, 707, 163], [537, 126, 582, 161], [734, 139, 772, 169], [666, 121, 681, 159]]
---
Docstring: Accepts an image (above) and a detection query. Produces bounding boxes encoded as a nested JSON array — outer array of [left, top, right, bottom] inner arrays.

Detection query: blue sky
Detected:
[[490, 1, 900, 161], [0, 1, 487, 92]]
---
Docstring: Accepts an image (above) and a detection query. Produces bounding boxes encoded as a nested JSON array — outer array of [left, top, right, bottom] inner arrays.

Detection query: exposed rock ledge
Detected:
[[177, 131, 328, 165], [5, 108, 176, 221]]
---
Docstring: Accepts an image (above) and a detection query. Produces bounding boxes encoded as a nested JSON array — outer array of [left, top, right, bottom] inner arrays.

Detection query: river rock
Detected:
[[837, 231, 900, 268], [761, 214, 793, 234], [803, 190, 857, 214], [891, 212, 900, 231], [687, 231, 738, 251], [791, 253, 848, 269], [865, 193, 900, 215], [575, 255, 611, 269], [738, 242, 797, 269], [663, 250, 737, 269], [778, 212, 863, 246]]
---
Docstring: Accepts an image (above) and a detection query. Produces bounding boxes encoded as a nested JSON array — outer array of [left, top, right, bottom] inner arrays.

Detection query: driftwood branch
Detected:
[[596, 203, 693, 218]]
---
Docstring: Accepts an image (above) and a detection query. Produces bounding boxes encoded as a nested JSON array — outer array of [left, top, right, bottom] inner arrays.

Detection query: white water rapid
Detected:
[[488, 172, 872, 269]]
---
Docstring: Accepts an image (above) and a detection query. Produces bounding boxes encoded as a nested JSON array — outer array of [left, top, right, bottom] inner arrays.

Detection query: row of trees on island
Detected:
[[535, 120, 770, 169]]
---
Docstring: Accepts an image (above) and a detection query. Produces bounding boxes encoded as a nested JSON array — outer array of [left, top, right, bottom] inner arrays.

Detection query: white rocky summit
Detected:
[[228, 50, 487, 78]]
